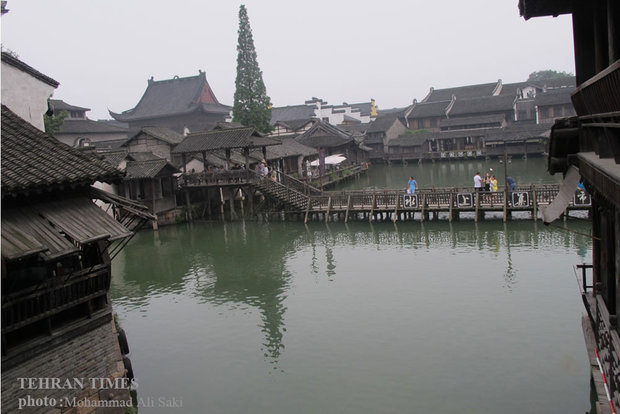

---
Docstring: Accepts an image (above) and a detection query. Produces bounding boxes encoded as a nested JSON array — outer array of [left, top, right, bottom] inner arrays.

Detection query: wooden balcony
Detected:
[[2, 264, 111, 337]]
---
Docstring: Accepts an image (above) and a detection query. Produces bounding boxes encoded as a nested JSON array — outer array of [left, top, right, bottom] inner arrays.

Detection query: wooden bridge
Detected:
[[179, 168, 591, 223]]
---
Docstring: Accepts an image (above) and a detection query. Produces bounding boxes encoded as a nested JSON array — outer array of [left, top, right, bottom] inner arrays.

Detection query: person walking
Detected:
[[491, 175, 498, 191], [407, 176, 417, 194]]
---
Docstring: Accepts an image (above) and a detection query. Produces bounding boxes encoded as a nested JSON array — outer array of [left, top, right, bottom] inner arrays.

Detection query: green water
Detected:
[[111, 216, 592, 413], [334, 157, 561, 190]]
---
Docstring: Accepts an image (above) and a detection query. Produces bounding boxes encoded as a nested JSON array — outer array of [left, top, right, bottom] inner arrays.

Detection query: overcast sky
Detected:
[[1, 0, 575, 120]]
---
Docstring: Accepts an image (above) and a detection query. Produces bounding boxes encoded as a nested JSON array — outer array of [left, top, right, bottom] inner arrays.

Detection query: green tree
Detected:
[[232, 4, 272, 133], [44, 110, 67, 135], [527, 69, 574, 82]]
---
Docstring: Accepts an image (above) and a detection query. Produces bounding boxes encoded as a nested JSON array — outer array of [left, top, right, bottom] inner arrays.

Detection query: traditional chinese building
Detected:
[[519, 0, 620, 412], [109, 71, 231, 135]]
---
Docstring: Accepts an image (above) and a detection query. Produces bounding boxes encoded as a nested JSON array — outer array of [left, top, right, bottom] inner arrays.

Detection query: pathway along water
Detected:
[[111, 215, 593, 412]]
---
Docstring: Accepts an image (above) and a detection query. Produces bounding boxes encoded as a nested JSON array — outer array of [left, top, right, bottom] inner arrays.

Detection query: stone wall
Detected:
[[1, 320, 131, 413]]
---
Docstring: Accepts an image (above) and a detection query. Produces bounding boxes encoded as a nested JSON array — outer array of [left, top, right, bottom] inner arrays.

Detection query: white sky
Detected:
[[1, 0, 575, 120]]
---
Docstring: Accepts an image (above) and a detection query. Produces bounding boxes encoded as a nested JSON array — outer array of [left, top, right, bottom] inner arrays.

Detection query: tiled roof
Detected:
[[270, 105, 317, 124], [440, 114, 506, 128], [49, 99, 90, 113], [1, 52, 59, 87], [124, 158, 178, 179], [93, 138, 129, 150], [534, 87, 574, 106], [172, 127, 280, 153], [408, 100, 450, 118], [1, 105, 123, 197], [98, 150, 129, 168], [422, 81, 499, 102], [109, 72, 231, 122], [389, 123, 550, 146], [126, 126, 184, 146], [448, 94, 516, 116], [485, 123, 551, 142], [263, 137, 316, 159], [57, 119, 128, 134], [350, 102, 373, 116], [366, 113, 404, 133], [128, 152, 161, 162], [389, 132, 432, 146], [295, 121, 354, 148]]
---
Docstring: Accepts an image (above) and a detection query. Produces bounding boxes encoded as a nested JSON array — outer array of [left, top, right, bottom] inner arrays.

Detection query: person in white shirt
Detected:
[[473, 172, 483, 191]]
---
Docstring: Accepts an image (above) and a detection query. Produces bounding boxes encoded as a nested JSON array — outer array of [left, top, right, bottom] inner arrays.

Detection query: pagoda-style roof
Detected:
[[172, 126, 280, 154], [49, 99, 90, 113], [109, 71, 231, 122], [1, 105, 122, 198], [295, 121, 354, 149]]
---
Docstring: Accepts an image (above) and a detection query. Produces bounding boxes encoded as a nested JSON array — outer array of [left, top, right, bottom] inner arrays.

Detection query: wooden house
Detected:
[[364, 112, 407, 161], [1, 105, 152, 412], [295, 121, 368, 171], [109, 71, 231, 135], [122, 125, 185, 165], [520, 0, 620, 411]]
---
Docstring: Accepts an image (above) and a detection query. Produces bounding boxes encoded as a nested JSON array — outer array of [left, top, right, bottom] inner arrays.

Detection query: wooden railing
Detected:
[[305, 184, 589, 212], [2, 265, 111, 334]]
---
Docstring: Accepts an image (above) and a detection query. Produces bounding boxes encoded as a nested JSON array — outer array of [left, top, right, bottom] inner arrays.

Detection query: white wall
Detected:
[[1, 61, 57, 131]]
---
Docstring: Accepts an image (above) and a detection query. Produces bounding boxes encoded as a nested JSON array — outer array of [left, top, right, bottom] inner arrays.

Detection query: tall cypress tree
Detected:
[[232, 4, 272, 133]]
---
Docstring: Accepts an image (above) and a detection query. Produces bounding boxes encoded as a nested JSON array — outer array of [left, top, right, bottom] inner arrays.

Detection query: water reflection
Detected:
[[111, 219, 592, 368]]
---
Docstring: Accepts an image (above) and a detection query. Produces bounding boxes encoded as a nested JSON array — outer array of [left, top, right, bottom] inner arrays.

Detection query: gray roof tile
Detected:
[[1, 105, 122, 197]]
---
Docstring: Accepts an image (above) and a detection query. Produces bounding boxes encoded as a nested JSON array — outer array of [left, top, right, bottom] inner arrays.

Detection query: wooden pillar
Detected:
[[474, 191, 479, 223], [182, 153, 187, 173], [184, 188, 193, 222], [244, 147, 250, 170], [532, 184, 538, 222], [202, 151, 208, 172], [219, 187, 225, 221], [225, 148, 231, 170]]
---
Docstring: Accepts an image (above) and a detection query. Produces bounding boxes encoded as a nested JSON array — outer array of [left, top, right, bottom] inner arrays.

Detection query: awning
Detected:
[[1, 197, 133, 262], [2, 208, 80, 261], [310, 154, 347, 166], [36, 197, 133, 244], [540, 165, 581, 224]]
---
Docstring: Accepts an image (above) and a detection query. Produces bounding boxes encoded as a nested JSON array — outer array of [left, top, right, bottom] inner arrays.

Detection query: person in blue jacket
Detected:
[[407, 176, 417, 194]]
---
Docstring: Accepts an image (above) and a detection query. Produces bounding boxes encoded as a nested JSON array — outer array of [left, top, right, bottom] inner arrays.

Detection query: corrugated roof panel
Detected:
[[36, 198, 132, 244], [1, 208, 79, 261]]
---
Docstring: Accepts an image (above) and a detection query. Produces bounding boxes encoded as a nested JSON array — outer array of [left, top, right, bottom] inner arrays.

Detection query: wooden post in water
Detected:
[[420, 194, 426, 222], [474, 191, 479, 223], [531, 184, 538, 222], [304, 198, 311, 224], [219, 187, 225, 221], [449, 192, 454, 222], [325, 196, 332, 224], [369, 193, 376, 223], [344, 195, 351, 223], [393, 193, 399, 223], [185, 188, 193, 222]]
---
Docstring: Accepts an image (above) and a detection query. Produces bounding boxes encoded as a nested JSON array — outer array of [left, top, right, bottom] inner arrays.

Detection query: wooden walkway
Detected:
[[178, 168, 591, 223]]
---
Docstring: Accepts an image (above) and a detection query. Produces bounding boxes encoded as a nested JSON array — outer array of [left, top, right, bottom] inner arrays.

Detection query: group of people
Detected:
[[404, 172, 517, 194], [474, 172, 517, 192]]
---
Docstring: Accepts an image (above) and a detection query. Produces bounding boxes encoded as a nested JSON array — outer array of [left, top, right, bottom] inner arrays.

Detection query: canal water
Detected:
[[111, 159, 592, 414]]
